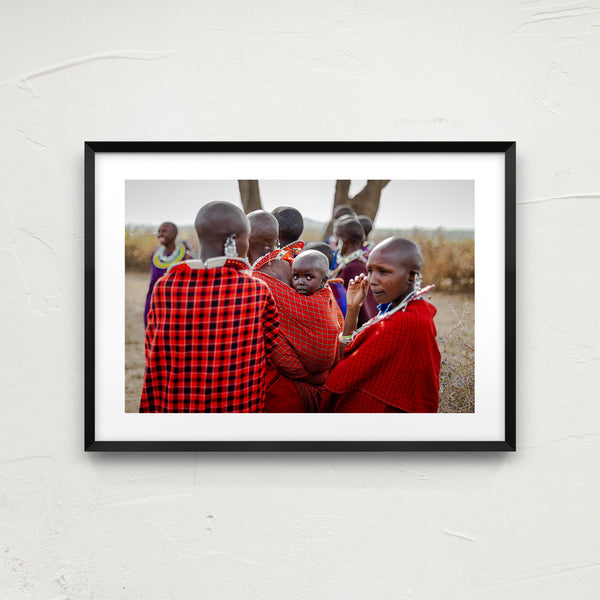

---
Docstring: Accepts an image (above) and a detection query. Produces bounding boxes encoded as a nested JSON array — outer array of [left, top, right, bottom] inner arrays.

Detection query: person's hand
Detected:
[[346, 273, 369, 310]]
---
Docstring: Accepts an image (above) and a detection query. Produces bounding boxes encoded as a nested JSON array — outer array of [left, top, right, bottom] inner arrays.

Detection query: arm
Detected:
[[339, 273, 370, 353]]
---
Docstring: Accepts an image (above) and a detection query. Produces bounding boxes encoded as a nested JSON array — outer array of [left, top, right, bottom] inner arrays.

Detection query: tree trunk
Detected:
[[350, 180, 390, 219], [323, 180, 390, 239], [238, 180, 262, 213]]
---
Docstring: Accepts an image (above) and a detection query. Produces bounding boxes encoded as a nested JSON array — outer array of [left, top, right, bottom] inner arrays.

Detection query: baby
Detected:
[[291, 250, 329, 296]]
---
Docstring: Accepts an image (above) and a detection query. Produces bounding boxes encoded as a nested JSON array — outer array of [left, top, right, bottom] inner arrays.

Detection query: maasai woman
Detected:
[[330, 216, 377, 327], [144, 222, 192, 328], [320, 237, 441, 413]]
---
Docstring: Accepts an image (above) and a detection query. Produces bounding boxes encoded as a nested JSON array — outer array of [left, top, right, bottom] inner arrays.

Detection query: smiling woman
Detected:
[[143, 221, 192, 327]]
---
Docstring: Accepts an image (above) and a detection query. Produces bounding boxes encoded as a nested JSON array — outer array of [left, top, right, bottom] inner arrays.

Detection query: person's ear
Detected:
[[408, 271, 416, 284]]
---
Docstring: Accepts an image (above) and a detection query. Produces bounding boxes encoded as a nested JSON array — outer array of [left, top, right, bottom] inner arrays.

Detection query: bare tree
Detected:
[[324, 180, 390, 238], [238, 180, 262, 213]]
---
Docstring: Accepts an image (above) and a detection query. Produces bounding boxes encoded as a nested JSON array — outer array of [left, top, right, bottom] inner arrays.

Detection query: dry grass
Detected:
[[433, 294, 475, 413]]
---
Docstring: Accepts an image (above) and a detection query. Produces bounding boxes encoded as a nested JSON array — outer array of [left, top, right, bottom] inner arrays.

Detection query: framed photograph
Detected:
[[85, 141, 515, 451]]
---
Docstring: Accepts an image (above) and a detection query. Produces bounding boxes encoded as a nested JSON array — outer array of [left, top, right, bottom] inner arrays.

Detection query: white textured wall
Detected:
[[1, 1, 599, 598]]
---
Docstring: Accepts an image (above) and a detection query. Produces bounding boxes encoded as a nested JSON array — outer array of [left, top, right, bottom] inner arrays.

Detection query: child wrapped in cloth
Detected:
[[252, 245, 344, 412]]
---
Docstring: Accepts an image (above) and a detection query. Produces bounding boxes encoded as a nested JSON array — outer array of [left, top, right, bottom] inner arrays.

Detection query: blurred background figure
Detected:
[[144, 221, 192, 328], [271, 206, 304, 247]]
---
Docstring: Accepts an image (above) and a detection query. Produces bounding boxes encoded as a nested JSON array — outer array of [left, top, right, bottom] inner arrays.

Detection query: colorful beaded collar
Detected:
[[152, 243, 186, 269]]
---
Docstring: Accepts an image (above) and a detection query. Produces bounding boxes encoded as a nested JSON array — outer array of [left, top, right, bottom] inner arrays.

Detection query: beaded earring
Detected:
[[224, 235, 238, 258], [413, 272, 423, 294]]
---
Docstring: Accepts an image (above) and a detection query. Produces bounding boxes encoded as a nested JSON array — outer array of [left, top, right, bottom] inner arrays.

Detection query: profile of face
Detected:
[[332, 225, 347, 256], [157, 223, 177, 247], [291, 253, 328, 296], [366, 247, 416, 307]]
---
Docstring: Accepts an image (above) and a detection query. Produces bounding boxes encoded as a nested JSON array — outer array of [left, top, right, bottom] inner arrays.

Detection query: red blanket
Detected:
[[253, 245, 343, 411], [253, 272, 343, 374], [321, 299, 441, 413]]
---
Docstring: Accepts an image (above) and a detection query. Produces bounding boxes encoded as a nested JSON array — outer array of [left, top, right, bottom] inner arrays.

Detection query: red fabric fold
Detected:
[[321, 299, 441, 413]]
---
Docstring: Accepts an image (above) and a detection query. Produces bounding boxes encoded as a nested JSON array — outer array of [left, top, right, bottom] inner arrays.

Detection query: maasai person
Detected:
[[320, 237, 441, 413], [144, 222, 193, 328], [247, 210, 280, 265], [358, 215, 375, 254], [330, 216, 377, 327], [271, 206, 304, 247], [333, 204, 356, 220], [140, 202, 311, 413], [303, 241, 346, 316], [249, 211, 292, 285], [252, 246, 343, 412], [291, 250, 329, 296], [326, 204, 357, 251]]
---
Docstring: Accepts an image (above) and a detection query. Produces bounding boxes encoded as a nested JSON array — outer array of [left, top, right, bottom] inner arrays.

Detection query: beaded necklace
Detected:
[[153, 243, 186, 269], [339, 284, 435, 344], [329, 248, 367, 278]]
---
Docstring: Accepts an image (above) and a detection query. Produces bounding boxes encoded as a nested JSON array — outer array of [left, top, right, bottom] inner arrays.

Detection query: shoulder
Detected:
[[383, 300, 437, 334], [344, 260, 367, 275]]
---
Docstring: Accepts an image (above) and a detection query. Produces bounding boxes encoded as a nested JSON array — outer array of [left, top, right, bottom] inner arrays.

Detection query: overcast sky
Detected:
[[125, 180, 474, 230]]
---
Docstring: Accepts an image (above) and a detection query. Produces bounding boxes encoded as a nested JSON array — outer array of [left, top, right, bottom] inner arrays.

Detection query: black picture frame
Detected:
[[85, 141, 515, 452]]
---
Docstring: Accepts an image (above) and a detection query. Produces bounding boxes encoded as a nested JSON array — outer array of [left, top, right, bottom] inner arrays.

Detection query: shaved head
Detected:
[[333, 204, 356, 220], [293, 249, 329, 277], [303, 241, 334, 268], [357, 215, 373, 238], [271, 206, 304, 246], [370, 237, 423, 271], [291, 250, 329, 295], [248, 210, 279, 264], [334, 216, 365, 245], [194, 201, 250, 260], [160, 221, 178, 235]]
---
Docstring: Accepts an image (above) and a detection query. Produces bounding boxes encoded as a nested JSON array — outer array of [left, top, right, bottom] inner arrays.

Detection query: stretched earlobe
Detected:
[[224, 234, 238, 258]]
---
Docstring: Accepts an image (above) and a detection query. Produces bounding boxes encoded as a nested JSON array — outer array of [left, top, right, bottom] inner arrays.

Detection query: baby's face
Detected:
[[292, 257, 327, 295]]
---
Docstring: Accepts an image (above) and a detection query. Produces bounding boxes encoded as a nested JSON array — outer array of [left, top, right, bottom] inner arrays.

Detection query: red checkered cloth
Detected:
[[320, 299, 441, 413], [139, 259, 309, 413], [253, 272, 344, 374], [252, 271, 344, 412], [252, 246, 344, 411]]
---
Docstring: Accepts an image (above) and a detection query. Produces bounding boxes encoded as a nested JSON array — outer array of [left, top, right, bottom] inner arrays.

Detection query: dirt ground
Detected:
[[125, 271, 474, 413]]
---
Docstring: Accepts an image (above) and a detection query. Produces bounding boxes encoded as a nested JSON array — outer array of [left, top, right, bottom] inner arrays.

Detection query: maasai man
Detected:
[[140, 202, 311, 413], [330, 215, 377, 326], [271, 206, 304, 247], [247, 210, 280, 265], [144, 222, 193, 328], [320, 237, 441, 413]]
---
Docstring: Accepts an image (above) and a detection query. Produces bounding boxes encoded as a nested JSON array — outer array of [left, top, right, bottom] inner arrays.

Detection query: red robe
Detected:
[[320, 299, 441, 413], [253, 245, 343, 412]]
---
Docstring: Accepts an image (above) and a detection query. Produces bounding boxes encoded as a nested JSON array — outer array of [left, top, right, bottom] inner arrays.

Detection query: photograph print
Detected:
[[86, 142, 514, 450]]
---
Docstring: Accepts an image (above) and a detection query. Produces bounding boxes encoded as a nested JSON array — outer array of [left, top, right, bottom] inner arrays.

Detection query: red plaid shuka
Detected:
[[253, 272, 344, 374], [320, 299, 441, 413], [139, 259, 308, 413], [252, 245, 343, 411]]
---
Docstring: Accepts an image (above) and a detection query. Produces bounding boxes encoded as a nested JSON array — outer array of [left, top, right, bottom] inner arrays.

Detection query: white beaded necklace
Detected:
[[339, 284, 434, 343], [329, 248, 367, 278]]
